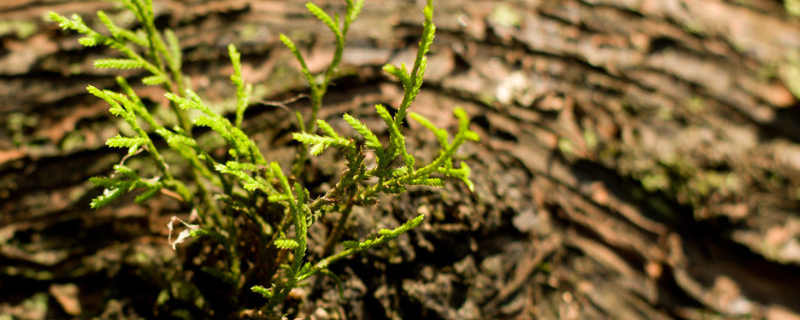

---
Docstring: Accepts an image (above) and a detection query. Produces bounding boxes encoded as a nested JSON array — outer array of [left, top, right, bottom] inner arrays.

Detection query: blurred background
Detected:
[[2, 0, 800, 319]]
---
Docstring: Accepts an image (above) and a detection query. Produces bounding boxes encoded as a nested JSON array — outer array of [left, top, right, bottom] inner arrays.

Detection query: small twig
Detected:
[[159, 188, 185, 202], [118, 147, 144, 167], [257, 94, 309, 112]]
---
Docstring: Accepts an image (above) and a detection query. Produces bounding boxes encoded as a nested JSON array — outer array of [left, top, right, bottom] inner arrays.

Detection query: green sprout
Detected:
[[50, 0, 477, 317]]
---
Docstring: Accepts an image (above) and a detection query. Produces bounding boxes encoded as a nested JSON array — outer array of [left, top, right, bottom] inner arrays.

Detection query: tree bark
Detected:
[[2, 0, 800, 319]]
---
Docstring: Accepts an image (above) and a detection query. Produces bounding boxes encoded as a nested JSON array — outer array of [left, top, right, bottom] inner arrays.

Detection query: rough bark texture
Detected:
[[2, 0, 800, 319]]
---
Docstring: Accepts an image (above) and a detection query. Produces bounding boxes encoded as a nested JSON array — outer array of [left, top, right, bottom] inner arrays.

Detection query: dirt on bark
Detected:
[[2, 0, 800, 319]]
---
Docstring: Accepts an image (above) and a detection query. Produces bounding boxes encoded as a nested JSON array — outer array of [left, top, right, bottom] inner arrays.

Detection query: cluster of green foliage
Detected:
[[51, 0, 477, 317]]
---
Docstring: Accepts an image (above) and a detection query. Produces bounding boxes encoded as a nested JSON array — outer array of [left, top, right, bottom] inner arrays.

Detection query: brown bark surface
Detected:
[[2, 0, 800, 319]]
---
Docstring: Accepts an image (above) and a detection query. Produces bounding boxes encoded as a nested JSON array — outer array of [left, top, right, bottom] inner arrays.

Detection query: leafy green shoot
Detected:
[[53, 0, 478, 317]]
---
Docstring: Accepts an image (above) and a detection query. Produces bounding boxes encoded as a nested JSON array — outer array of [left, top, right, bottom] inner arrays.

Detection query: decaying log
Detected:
[[2, 0, 800, 319]]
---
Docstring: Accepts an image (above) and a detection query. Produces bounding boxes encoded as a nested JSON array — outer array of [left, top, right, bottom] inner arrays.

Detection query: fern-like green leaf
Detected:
[[342, 113, 381, 149], [142, 74, 168, 85], [374, 104, 394, 130], [342, 240, 360, 250], [251, 286, 273, 299], [134, 187, 160, 203], [48, 12, 78, 31], [96, 11, 120, 39], [106, 134, 148, 154], [221, 161, 260, 172], [382, 64, 409, 87], [164, 29, 182, 72], [165, 92, 200, 111], [454, 107, 471, 133], [293, 132, 351, 155], [391, 0, 436, 125], [87, 85, 120, 109], [345, 0, 366, 24], [229, 44, 242, 81], [375, 104, 414, 168], [157, 128, 198, 148], [113, 164, 137, 179], [94, 59, 146, 70], [106, 134, 147, 148], [49, 12, 108, 48], [442, 162, 474, 192], [308, 143, 324, 156], [271, 162, 292, 200], [168, 91, 222, 134], [306, 3, 341, 38], [195, 116, 232, 141], [89, 176, 119, 188], [87, 85, 133, 122], [117, 0, 144, 25], [382, 184, 407, 194], [407, 177, 444, 188], [409, 112, 448, 148], [411, 57, 427, 96], [268, 194, 290, 203], [339, 214, 424, 253], [90, 187, 124, 209], [275, 239, 300, 250], [79, 36, 101, 47], [215, 161, 269, 193], [317, 119, 339, 140], [465, 130, 480, 142], [118, 28, 149, 47], [392, 214, 425, 235], [279, 34, 315, 87], [391, 166, 409, 177], [228, 44, 252, 129]]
